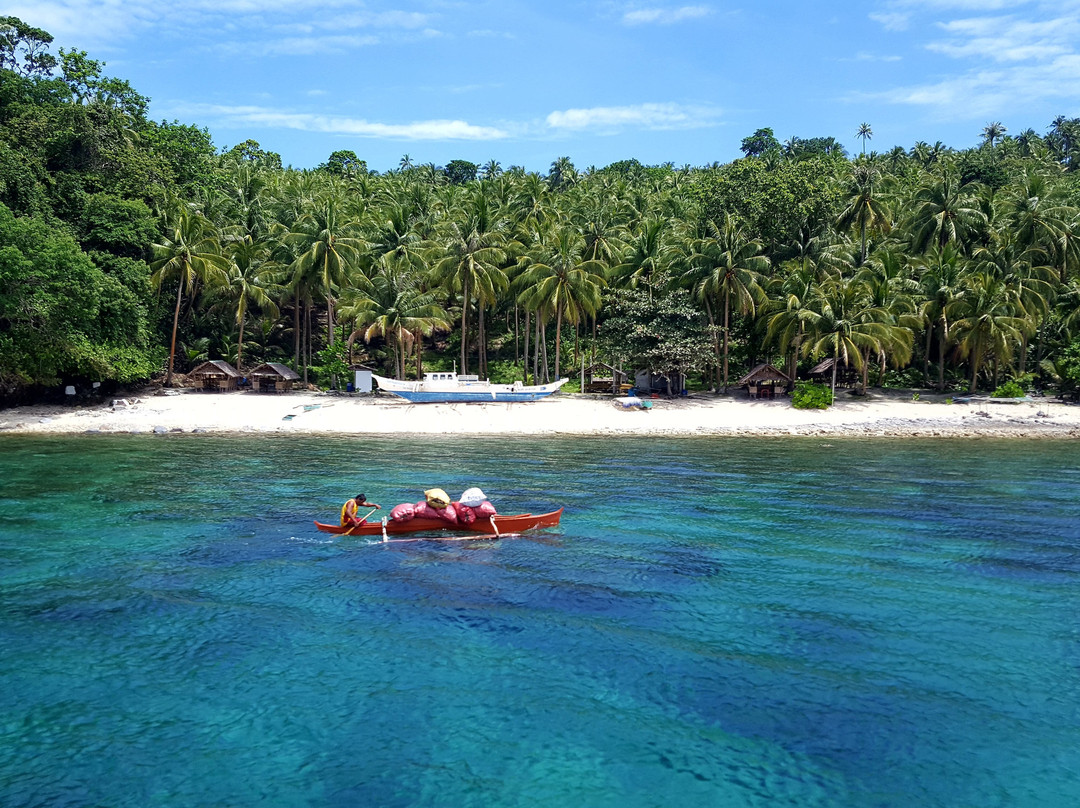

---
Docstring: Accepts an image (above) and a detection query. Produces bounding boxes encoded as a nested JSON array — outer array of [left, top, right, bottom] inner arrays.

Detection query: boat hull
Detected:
[[386, 389, 559, 403], [315, 508, 563, 537], [373, 374, 567, 403]]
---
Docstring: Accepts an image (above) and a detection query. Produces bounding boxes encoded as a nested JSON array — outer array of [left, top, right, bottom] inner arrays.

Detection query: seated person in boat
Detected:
[[340, 493, 381, 527]]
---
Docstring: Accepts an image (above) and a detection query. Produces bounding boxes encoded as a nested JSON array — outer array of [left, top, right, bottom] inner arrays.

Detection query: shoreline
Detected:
[[2, 388, 1078, 439]]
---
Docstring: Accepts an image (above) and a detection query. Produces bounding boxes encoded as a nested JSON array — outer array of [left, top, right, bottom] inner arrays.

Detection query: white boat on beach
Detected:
[[373, 372, 568, 403]]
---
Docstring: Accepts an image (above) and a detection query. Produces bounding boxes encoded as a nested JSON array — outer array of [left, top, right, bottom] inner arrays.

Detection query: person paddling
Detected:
[[341, 493, 381, 527]]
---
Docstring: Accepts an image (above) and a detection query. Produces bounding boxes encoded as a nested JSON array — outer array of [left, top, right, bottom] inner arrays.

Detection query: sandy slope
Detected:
[[2, 388, 1078, 438]]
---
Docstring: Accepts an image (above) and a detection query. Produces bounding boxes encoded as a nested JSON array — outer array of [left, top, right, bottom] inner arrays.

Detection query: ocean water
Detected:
[[1, 434, 1079, 808]]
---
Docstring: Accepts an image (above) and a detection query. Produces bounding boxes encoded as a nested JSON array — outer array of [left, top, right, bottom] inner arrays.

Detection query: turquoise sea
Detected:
[[1, 435, 1079, 807]]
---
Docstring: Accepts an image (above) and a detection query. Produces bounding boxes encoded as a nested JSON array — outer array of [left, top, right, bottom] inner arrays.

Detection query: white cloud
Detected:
[[927, 14, 1080, 62], [7, 0, 433, 49], [850, 51, 903, 62], [869, 12, 910, 30], [863, 54, 1080, 115], [546, 102, 720, 132], [622, 6, 711, 25], [170, 103, 509, 140]]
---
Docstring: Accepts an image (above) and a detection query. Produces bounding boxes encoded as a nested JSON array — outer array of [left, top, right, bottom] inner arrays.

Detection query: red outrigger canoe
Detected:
[[314, 508, 563, 539]]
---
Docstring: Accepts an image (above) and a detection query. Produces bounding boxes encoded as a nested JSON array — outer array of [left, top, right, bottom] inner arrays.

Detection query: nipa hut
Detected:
[[190, 360, 241, 392], [736, 364, 792, 399], [808, 357, 858, 388], [249, 362, 300, 393], [584, 362, 629, 394]]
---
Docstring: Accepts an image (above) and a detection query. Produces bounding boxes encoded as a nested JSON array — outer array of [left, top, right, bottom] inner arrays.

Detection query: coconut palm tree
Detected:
[[342, 261, 450, 379], [836, 162, 891, 264], [982, 121, 1007, 149], [680, 214, 769, 390], [951, 270, 1028, 392], [430, 189, 509, 374], [218, 235, 280, 370], [283, 194, 366, 352], [800, 276, 912, 395], [914, 244, 967, 390], [516, 223, 606, 378], [151, 206, 230, 386], [904, 167, 987, 253], [856, 122, 873, 155]]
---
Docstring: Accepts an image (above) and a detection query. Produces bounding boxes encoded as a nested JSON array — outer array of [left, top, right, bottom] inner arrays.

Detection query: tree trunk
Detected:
[[460, 278, 470, 375], [293, 290, 300, 369], [166, 276, 184, 387], [237, 308, 245, 371], [302, 300, 309, 387], [831, 350, 838, 395], [877, 350, 886, 388], [938, 318, 947, 392], [554, 304, 562, 379], [533, 315, 540, 385], [326, 292, 337, 390], [541, 318, 550, 383], [478, 303, 486, 378], [523, 309, 531, 385], [514, 304, 520, 367], [969, 335, 981, 393], [923, 324, 932, 387], [704, 296, 720, 392], [722, 285, 731, 392]]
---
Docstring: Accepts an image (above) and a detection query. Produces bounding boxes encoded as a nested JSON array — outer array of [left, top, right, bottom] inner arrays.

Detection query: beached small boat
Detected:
[[315, 508, 563, 539], [373, 372, 568, 403]]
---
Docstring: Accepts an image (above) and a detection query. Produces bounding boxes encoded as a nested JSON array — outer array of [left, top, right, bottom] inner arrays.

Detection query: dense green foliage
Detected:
[[991, 380, 1027, 398], [791, 381, 834, 409], [3, 17, 1080, 405]]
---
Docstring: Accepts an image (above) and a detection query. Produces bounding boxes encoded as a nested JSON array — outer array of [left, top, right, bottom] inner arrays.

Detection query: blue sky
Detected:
[[14, 0, 1080, 172]]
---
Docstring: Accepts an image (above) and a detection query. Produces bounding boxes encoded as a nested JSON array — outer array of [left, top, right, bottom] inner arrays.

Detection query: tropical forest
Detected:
[[3, 15, 1080, 406]]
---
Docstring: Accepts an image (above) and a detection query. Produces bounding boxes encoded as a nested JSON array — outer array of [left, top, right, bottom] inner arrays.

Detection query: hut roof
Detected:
[[190, 360, 241, 378], [585, 362, 627, 378], [808, 357, 853, 375], [249, 362, 300, 380], [736, 363, 792, 386]]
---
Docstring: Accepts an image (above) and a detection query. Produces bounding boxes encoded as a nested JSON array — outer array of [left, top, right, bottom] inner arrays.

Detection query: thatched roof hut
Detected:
[[809, 357, 858, 386], [249, 362, 300, 393], [736, 363, 792, 387], [736, 363, 792, 399], [190, 360, 241, 391]]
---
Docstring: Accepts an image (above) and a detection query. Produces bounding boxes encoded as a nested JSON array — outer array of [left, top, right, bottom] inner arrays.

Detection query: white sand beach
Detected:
[[2, 388, 1079, 438]]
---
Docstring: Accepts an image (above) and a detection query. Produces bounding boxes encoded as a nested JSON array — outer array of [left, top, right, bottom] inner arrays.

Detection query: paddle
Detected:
[[342, 505, 380, 537]]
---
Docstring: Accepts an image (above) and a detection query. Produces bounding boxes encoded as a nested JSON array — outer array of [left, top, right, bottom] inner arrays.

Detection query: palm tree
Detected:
[[283, 194, 366, 356], [151, 206, 230, 386], [952, 270, 1028, 392], [905, 167, 987, 253], [680, 214, 769, 390], [836, 162, 891, 264], [800, 276, 912, 395], [914, 244, 966, 390], [856, 122, 873, 155], [982, 121, 1007, 149], [430, 189, 509, 374], [342, 262, 450, 379], [612, 216, 671, 297], [218, 235, 280, 370], [516, 224, 606, 379]]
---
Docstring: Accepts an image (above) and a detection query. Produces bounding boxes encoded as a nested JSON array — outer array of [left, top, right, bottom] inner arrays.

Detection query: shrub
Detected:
[[991, 380, 1026, 398], [791, 381, 833, 409]]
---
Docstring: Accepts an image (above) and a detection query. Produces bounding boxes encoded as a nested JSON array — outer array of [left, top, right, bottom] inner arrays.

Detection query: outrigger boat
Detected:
[[314, 508, 563, 541], [373, 371, 568, 403]]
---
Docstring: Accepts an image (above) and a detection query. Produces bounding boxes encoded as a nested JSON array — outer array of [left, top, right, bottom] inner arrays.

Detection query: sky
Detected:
[[11, 0, 1080, 173]]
